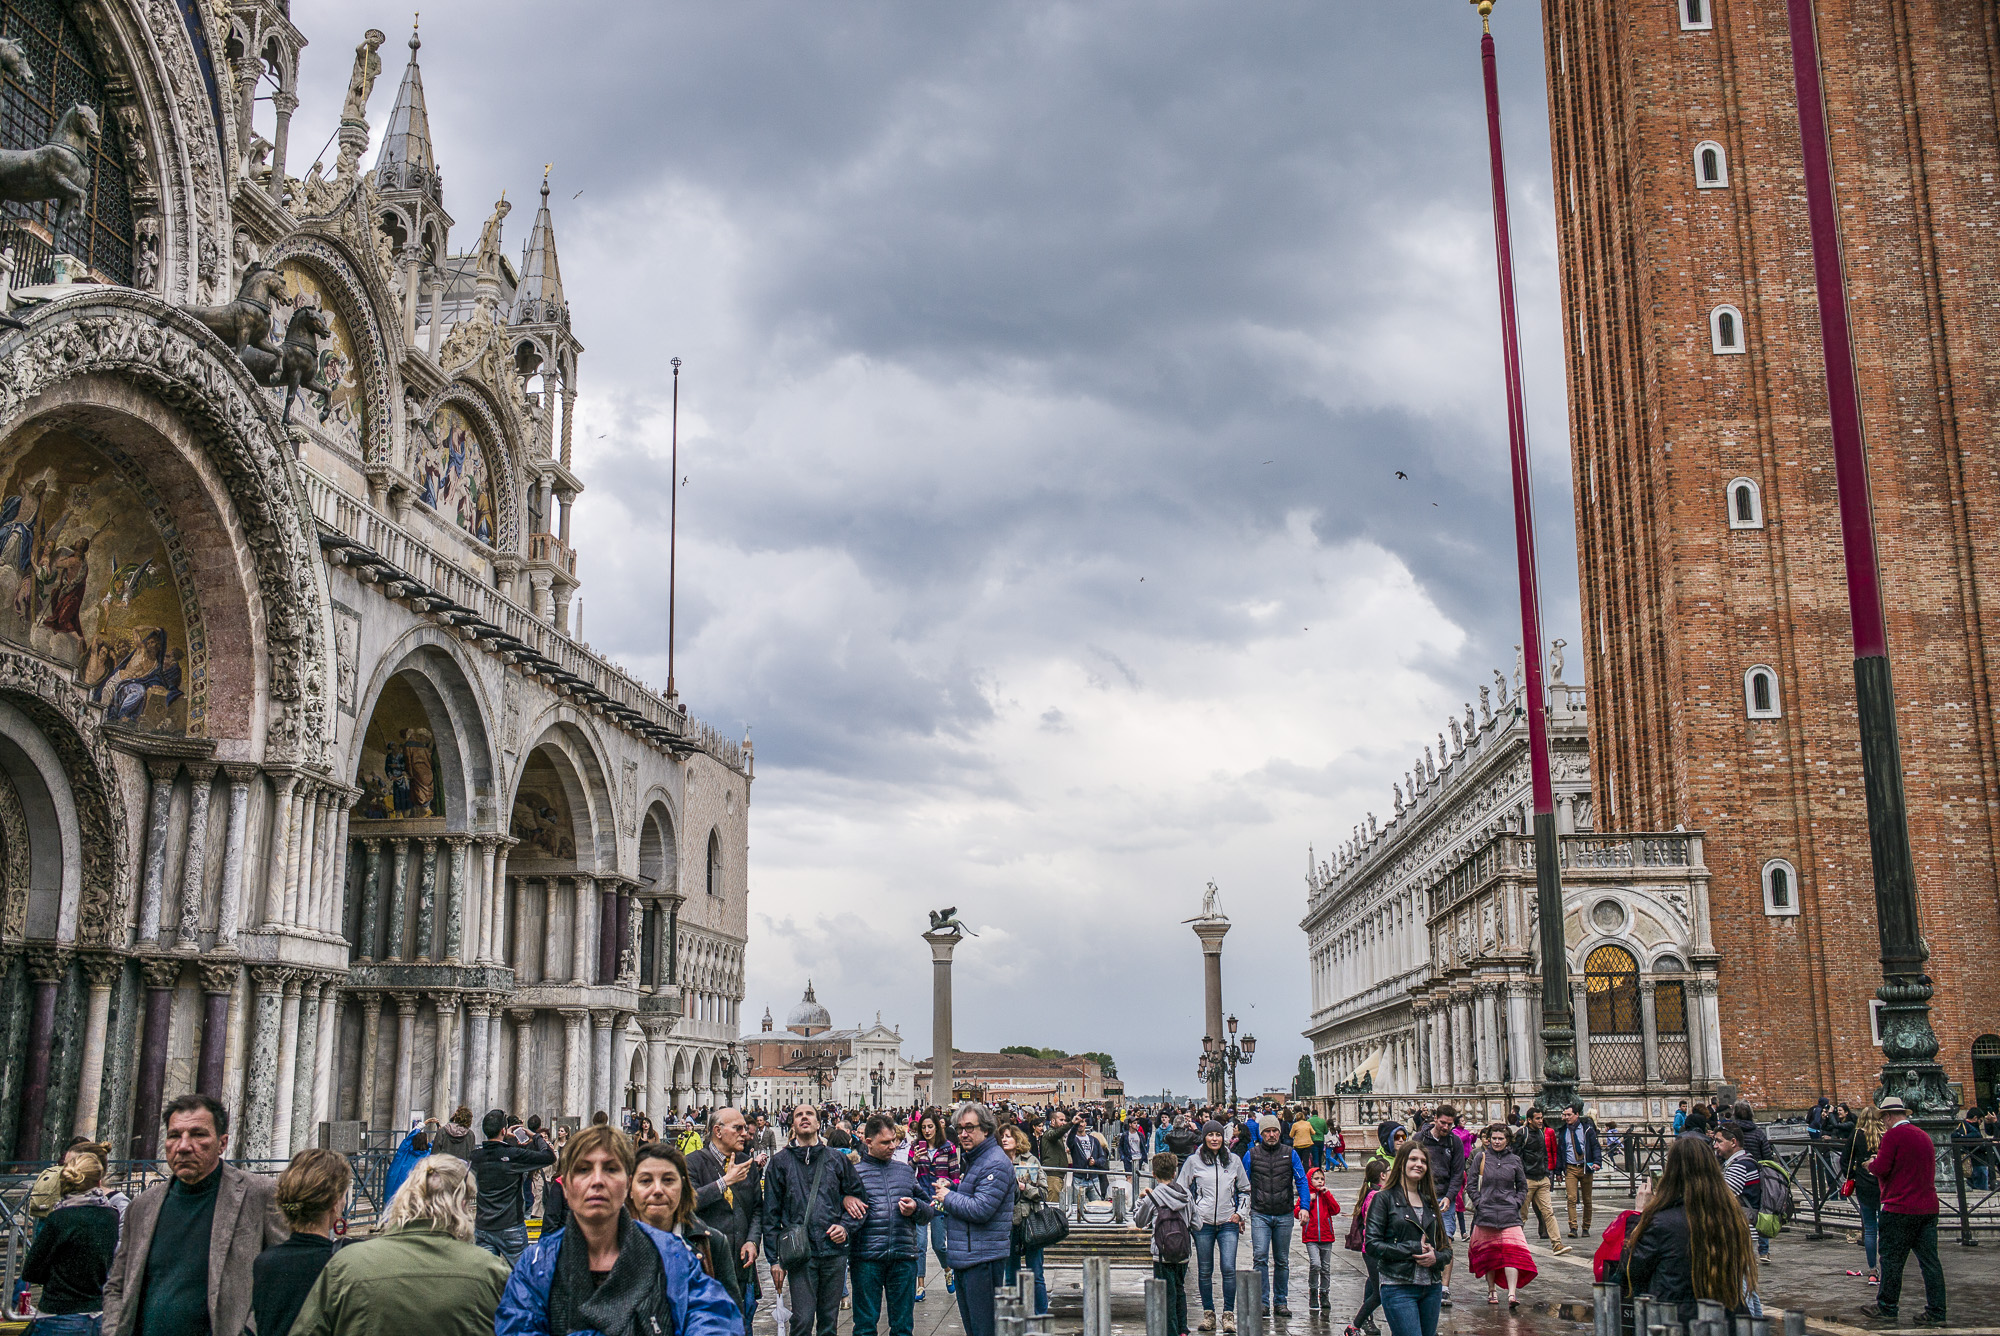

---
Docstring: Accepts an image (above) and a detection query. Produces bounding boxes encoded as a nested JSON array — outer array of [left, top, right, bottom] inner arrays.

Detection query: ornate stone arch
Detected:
[[513, 713, 617, 873], [262, 231, 397, 464], [348, 627, 500, 833], [0, 292, 331, 766], [413, 381, 522, 558]]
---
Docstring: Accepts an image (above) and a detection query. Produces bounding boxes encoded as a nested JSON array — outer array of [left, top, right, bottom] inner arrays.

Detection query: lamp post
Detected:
[[1469, 0, 1575, 1117], [870, 1060, 886, 1110], [1202, 1016, 1256, 1112]]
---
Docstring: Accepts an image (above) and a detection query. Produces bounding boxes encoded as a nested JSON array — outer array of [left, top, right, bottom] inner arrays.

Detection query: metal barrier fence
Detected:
[[1596, 1285, 1808, 1336]]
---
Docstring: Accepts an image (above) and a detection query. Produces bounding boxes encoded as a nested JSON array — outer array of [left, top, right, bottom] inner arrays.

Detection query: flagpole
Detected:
[[667, 356, 680, 703], [1473, 0, 1575, 1113]]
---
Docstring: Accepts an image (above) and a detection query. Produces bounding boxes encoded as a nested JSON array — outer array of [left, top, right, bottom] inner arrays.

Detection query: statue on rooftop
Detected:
[[343, 30, 386, 123]]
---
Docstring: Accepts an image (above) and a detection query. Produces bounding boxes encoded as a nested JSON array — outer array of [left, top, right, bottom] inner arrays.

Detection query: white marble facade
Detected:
[[0, 0, 748, 1164]]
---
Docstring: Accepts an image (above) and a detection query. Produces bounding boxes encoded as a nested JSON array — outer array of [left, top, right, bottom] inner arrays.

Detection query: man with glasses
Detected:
[[764, 1105, 868, 1336], [690, 1107, 765, 1335], [931, 1103, 1017, 1336]]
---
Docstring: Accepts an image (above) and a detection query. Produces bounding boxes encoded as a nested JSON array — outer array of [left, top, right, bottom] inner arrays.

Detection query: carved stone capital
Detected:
[[251, 965, 290, 993], [26, 944, 74, 984], [79, 952, 126, 988], [141, 955, 182, 990], [394, 992, 420, 1017], [508, 1008, 537, 1026], [561, 1008, 588, 1032], [184, 760, 219, 783], [222, 762, 260, 786], [146, 757, 183, 783], [197, 959, 240, 994]]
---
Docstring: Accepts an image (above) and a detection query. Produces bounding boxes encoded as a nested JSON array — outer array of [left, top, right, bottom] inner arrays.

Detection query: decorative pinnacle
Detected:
[[671, 356, 681, 373], [1471, 0, 1494, 32], [410, 13, 420, 52]]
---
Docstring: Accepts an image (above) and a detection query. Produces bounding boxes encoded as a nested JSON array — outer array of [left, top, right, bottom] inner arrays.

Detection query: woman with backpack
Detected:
[[1138, 1153, 1195, 1336], [1342, 1159, 1388, 1336], [1176, 1120, 1250, 1334], [1843, 1105, 1885, 1285], [1622, 1134, 1757, 1326], [1300, 1166, 1342, 1313], [1363, 1142, 1453, 1336]]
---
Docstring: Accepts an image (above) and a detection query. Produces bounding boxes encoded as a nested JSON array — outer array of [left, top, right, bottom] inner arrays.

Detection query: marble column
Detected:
[[137, 759, 179, 944], [356, 840, 384, 960], [1692, 978, 1723, 1090], [487, 1011, 503, 1114], [618, 893, 638, 983], [173, 763, 218, 949], [1638, 980, 1662, 1087], [543, 880, 564, 982], [414, 838, 438, 961], [609, 1014, 629, 1117], [14, 947, 71, 1158], [510, 1009, 536, 1116], [444, 837, 468, 962], [326, 797, 353, 936], [285, 781, 318, 925], [571, 877, 594, 984], [562, 1010, 587, 1118], [356, 992, 383, 1128], [386, 839, 411, 960], [132, 956, 181, 1158], [72, 954, 122, 1139], [392, 994, 418, 1128], [641, 1020, 670, 1120], [492, 844, 513, 964], [313, 977, 337, 1133], [512, 876, 531, 976], [196, 960, 237, 1100], [475, 839, 499, 963], [597, 887, 618, 985], [591, 1010, 613, 1118], [245, 968, 286, 1158], [216, 766, 256, 949], [291, 979, 323, 1152], [262, 773, 300, 928], [306, 788, 333, 932], [1478, 986, 1501, 1086], [466, 996, 493, 1115], [272, 974, 304, 1156], [1572, 982, 1593, 1087], [432, 994, 457, 1118]]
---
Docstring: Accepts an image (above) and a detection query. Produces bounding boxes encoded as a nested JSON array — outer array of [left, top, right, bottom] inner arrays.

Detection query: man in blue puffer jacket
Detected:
[[931, 1103, 1016, 1336], [852, 1113, 936, 1336]]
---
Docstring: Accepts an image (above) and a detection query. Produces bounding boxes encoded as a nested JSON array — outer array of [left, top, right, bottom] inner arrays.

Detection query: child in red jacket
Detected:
[[1300, 1167, 1343, 1313]]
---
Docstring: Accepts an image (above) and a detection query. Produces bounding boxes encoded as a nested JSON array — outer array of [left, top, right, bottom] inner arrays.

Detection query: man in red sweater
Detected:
[[1860, 1097, 1946, 1326]]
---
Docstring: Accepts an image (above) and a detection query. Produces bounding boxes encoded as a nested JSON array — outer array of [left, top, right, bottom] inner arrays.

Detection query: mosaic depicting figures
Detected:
[[416, 403, 497, 545], [511, 754, 578, 859], [275, 262, 366, 452], [0, 428, 189, 733], [355, 676, 446, 820]]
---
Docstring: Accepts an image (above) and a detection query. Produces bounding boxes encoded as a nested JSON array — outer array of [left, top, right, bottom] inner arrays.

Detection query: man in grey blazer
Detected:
[[101, 1093, 288, 1336]]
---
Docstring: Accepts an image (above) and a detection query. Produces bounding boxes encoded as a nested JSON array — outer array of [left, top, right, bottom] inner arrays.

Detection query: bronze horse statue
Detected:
[[0, 103, 96, 246], [183, 263, 288, 358], [0, 38, 37, 91], [239, 304, 334, 425]]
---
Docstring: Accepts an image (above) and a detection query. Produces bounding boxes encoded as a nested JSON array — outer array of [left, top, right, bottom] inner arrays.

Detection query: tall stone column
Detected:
[[511, 1009, 536, 1116], [245, 968, 286, 1158], [444, 837, 468, 962], [272, 973, 304, 1156], [590, 1010, 612, 1118], [414, 838, 439, 960], [306, 788, 334, 932], [489, 843, 513, 965], [356, 992, 383, 1128], [1190, 915, 1231, 1105], [922, 929, 963, 1107], [1637, 979, 1662, 1088], [133, 956, 181, 1158], [641, 1018, 671, 1120], [286, 781, 318, 925], [432, 993, 458, 1118], [268, 88, 297, 203], [609, 1014, 629, 1117], [262, 772, 300, 928], [618, 892, 638, 983], [324, 794, 353, 936], [562, 1009, 588, 1118], [73, 954, 122, 1138], [291, 979, 323, 1152], [475, 838, 499, 963], [386, 839, 411, 959], [392, 994, 419, 1128], [14, 947, 71, 1158], [196, 960, 238, 1099], [137, 759, 179, 944], [217, 766, 256, 949], [1571, 982, 1593, 1089], [174, 762, 218, 949], [356, 840, 384, 960], [466, 996, 493, 1114], [571, 877, 594, 984], [598, 887, 619, 985], [313, 982, 337, 1136]]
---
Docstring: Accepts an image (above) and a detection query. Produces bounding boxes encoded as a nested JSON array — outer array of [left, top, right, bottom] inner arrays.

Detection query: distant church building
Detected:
[[742, 984, 918, 1110], [0, 4, 749, 1164]]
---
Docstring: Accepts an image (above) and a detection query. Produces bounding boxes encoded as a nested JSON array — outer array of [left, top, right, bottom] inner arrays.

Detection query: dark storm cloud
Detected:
[[287, 0, 1580, 1093]]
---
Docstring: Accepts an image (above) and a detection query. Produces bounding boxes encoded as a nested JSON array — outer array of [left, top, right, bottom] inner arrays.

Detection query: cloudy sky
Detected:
[[290, 0, 1582, 1099]]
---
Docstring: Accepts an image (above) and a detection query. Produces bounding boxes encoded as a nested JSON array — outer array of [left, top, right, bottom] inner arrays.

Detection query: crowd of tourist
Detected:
[[5, 1090, 1960, 1336]]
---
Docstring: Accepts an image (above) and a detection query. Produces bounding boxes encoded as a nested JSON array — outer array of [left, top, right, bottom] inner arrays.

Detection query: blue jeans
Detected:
[[917, 1215, 950, 1276], [476, 1224, 528, 1266], [1858, 1196, 1880, 1270], [1251, 1212, 1294, 1309], [1380, 1283, 1442, 1336], [851, 1255, 919, 1336], [28, 1319, 102, 1336], [1005, 1248, 1049, 1314], [1193, 1222, 1239, 1313]]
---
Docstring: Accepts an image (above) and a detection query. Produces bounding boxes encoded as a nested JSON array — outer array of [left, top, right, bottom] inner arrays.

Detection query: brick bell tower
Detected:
[[1542, 0, 2000, 1106]]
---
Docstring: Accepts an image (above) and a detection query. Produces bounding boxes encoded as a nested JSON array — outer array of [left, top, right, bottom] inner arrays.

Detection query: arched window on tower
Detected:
[[707, 829, 723, 896], [1762, 858, 1800, 917], [1745, 665, 1781, 718], [1585, 944, 1644, 1084], [1680, 0, 1713, 29], [1711, 305, 1746, 354], [1727, 477, 1764, 529], [1696, 141, 1728, 189]]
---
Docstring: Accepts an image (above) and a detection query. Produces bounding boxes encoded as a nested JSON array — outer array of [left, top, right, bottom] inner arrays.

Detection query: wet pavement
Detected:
[[742, 1167, 2000, 1336]]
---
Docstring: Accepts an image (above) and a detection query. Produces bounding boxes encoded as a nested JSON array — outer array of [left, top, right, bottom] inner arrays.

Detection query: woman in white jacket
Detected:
[[1177, 1120, 1251, 1334]]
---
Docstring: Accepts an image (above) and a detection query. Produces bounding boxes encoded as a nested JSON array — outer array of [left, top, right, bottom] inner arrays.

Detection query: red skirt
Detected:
[[1468, 1224, 1539, 1287]]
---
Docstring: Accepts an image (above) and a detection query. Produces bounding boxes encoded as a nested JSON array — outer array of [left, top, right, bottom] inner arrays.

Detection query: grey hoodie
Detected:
[[1135, 1179, 1195, 1261], [1177, 1149, 1251, 1227]]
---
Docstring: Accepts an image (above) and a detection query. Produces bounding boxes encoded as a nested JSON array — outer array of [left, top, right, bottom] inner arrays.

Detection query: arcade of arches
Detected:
[[0, 0, 749, 1162]]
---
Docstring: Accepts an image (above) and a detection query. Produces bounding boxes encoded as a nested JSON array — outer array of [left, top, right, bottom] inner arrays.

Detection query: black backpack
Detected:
[[1154, 1204, 1192, 1263]]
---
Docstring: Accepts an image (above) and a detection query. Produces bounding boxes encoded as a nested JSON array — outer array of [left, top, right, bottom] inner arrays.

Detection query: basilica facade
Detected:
[[0, 0, 749, 1164]]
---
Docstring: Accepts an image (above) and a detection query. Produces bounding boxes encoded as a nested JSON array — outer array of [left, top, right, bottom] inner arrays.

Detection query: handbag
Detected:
[[1013, 1202, 1070, 1253], [777, 1149, 833, 1269]]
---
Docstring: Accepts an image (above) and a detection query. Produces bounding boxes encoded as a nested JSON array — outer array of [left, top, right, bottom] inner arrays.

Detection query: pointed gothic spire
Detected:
[[514, 168, 567, 324], [377, 20, 436, 187]]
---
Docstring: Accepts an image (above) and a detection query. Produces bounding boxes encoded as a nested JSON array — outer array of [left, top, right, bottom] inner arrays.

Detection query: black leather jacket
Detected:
[[1363, 1185, 1452, 1286]]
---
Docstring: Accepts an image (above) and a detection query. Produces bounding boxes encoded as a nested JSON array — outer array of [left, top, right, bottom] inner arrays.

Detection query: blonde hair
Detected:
[[382, 1154, 476, 1240], [1854, 1105, 1885, 1158], [59, 1150, 105, 1194], [277, 1148, 352, 1228]]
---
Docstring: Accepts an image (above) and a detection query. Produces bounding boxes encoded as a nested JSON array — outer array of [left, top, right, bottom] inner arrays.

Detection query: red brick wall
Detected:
[[1543, 0, 2000, 1107]]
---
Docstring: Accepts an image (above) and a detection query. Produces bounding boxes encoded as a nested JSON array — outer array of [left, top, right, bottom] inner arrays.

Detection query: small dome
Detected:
[[787, 980, 832, 1034]]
